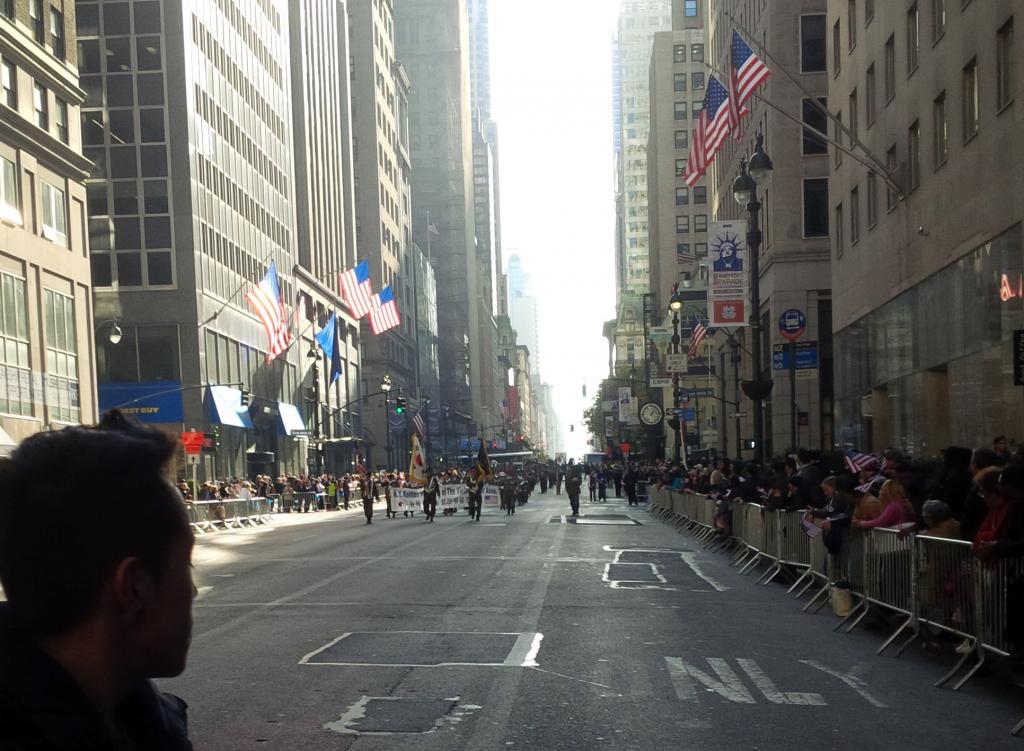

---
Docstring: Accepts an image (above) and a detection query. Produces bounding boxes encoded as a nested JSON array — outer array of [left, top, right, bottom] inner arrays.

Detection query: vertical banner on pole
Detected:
[[708, 220, 749, 328], [618, 387, 632, 423]]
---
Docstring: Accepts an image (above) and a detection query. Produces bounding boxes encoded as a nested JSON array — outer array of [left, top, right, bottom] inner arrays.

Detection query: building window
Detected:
[[674, 73, 687, 92], [867, 172, 877, 228], [674, 129, 689, 149], [907, 4, 919, 74], [1, 60, 15, 109], [800, 14, 826, 73], [673, 44, 686, 63], [675, 158, 686, 178], [0, 272, 30, 416], [674, 101, 687, 120], [43, 289, 79, 423], [832, 19, 841, 74], [885, 35, 896, 101], [997, 18, 1014, 111], [33, 83, 47, 130], [0, 157, 20, 225], [685, 0, 697, 17], [849, 88, 858, 140], [676, 187, 689, 205], [962, 57, 978, 141], [932, 0, 946, 42], [29, 0, 44, 43], [866, 0, 874, 24], [850, 186, 860, 244], [908, 120, 921, 190], [0, 0, 11, 19], [692, 72, 705, 90], [866, 64, 877, 125], [800, 98, 827, 154], [834, 109, 843, 166], [886, 145, 898, 210], [848, 0, 857, 49], [676, 216, 690, 234], [835, 203, 844, 257], [803, 178, 830, 238], [695, 215, 707, 232], [41, 180, 66, 245], [691, 44, 704, 62], [933, 91, 947, 167], [50, 8, 65, 61], [55, 99, 68, 143], [694, 186, 707, 204]]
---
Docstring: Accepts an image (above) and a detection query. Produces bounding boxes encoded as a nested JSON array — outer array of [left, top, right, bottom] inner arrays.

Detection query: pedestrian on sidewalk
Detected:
[[588, 471, 597, 502], [614, 466, 623, 498], [598, 471, 608, 502], [341, 475, 351, 510], [566, 463, 582, 516], [0, 410, 195, 749], [556, 466, 563, 495]]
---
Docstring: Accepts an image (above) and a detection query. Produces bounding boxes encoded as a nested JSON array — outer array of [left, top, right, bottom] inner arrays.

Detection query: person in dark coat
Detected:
[[565, 463, 582, 516], [361, 475, 374, 524], [613, 466, 623, 498], [0, 411, 195, 750], [556, 466, 564, 495], [423, 469, 439, 522], [623, 464, 638, 506]]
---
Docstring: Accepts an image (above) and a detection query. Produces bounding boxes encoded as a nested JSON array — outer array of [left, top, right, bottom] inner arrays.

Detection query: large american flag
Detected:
[[729, 31, 771, 135], [677, 244, 695, 266], [369, 285, 401, 335], [339, 260, 375, 319], [413, 410, 426, 437], [684, 75, 738, 187], [688, 319, 709, 360], [245, 261, 292, 363]]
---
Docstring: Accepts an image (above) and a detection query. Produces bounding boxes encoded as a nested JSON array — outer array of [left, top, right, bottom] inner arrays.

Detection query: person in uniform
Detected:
[[539, 469, 548, 494], [556, 465, 563, 495], [565, 462, 582, 516], [423, 468, 439, 522], [362, 474, 374, 524], [467, 474, 483, 521]]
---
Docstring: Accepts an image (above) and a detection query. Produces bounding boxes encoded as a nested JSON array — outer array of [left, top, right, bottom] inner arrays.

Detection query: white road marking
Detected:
[[801, 660, 888, 708], [602, 562, 669, 587], [736, 658, 826, 706], [679, 552, 729, 592], [665, 657, 755, 704], [300, 630, 543, 669], [526, 666, 616, 690], [195, 586, 214, 600]]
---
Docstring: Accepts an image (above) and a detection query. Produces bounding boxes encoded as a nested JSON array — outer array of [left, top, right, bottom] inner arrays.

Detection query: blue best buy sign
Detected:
[[99, 381, 184, 423]]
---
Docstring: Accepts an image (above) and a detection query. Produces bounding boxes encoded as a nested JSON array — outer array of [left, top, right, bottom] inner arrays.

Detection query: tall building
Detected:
[[350, 0, 423, 468], [85, 0, 359, 479], [613, 0, 672, 300], [466, 0, 492, 124], [0, 2, 96, 451], [707, 0, 833, 458], [506, 254, 540, 377], [646, 4, 717, 459], [396, 0, 482, 439], [829, 0, 1022, 452]]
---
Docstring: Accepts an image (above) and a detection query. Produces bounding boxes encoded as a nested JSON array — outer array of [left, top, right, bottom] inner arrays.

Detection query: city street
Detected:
[[164, 494, 1024, 750]]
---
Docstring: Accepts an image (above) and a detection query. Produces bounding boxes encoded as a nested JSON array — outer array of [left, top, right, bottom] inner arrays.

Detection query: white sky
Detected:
[[491, 0, 620, 458]]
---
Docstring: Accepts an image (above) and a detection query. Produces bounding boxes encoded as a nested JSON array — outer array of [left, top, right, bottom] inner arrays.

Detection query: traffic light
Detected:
[[395, 396, 407, 414], [569, 424, 575, 432], [211, 426, 221, 452], [240, 388, 251, 406]]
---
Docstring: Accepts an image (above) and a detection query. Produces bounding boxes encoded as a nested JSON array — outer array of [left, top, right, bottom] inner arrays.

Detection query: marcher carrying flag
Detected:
[[408, 433, 428, 486], [475, 438, 491, 485]]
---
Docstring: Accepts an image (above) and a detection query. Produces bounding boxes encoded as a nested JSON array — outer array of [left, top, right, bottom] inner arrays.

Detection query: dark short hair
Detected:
[[0, 411, 187, 637], [995, 435, 1008, 444], [972, 448, 999, 471]]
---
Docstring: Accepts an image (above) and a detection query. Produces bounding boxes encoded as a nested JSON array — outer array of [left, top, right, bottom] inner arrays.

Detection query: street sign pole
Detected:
[[789, 341, 797, 452]]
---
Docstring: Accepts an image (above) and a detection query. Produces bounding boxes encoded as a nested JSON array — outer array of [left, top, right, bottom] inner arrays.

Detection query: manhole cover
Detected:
[[302, 631, 539, 667]]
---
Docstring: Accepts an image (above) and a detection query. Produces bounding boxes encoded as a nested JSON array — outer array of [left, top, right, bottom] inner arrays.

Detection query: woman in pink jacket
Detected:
[[853, 479, 916, 529]]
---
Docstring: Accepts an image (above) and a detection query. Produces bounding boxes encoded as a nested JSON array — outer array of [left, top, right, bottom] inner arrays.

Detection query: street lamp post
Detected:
[[732, 133, 774, 466], [381, 375, 393, 469], [669, 288, 685, 464], [307, 344, 323, 476]]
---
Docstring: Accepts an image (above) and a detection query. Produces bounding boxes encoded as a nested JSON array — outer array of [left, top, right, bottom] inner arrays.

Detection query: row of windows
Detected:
[[673, 100, 704, 120], [673, 72, 705, 93], [191, 15, 287, 144], [675, 215, 709, 233], [0, 58, 69, 145], [209, 0, 284, 86], [672, 43, 705, 64], [4, 0, 66, 62], [675, 185, 707, 205], [196, 153, 291, 253], [194, 85, 287, 199], [78, 36, 162, 76], [76, 2, 160, 39]]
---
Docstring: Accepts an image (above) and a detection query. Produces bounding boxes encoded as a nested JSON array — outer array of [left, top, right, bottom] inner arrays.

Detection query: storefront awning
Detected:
[[0, 425, 17, 457], [278, 402, 308, 436], [206, 386, 253, 429]]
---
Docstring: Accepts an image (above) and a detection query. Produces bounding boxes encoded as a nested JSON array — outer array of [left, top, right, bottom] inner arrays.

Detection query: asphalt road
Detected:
[[163, 492, 1024, 750]]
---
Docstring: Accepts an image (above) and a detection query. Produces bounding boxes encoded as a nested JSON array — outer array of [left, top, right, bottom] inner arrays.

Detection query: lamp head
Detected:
[[732, 159, 756, 206], [748, 133, 773, 184], [669, 290, 685, 312], [108, 321, 123, 345]]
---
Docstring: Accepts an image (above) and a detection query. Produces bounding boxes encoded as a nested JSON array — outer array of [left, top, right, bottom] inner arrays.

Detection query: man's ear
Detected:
[[110, 557, 157, 623]]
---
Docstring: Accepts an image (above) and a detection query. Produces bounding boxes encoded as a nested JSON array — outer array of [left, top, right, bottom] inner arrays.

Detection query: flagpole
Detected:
[[426, 212, 432, 264]]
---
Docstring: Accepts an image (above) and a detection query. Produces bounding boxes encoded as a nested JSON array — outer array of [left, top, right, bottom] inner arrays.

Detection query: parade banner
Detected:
[[618, 387, 632, 423], [392, 487, 423, 512], [440, 484, 467, 511], [708, 220, 749, 328], [483, 484, 501, 507]]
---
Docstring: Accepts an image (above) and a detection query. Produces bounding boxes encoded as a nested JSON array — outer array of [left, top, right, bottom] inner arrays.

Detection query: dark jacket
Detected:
[[0, 605, 192, 750]]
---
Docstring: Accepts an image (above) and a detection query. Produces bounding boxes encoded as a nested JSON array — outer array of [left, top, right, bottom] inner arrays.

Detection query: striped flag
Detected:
[[685, 75, 744, 187], [369, 286, 401, 335], [339, 260, 375, 319], [245, 261, 292, 363], [728, 31, 771, 137], [413, 410, 426, 437], [801, 518, 824, 539], [688, 319, 708, 360], [844, 450, 879, 474], [427, 211, 440, 236], [677, 244, 695, 266]]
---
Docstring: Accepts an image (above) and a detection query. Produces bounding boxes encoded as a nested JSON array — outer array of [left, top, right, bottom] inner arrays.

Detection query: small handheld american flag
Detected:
[[801, 518, 824, 539], [844, 450, 878, 474]]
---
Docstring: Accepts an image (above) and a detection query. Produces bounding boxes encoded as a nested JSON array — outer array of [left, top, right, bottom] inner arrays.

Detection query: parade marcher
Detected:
[[361, 474, 374, 524], [384, 474, 397, 519], [598, 471, 608, 502], [566, 463, 582, 516], [556, 466, 563, 495], [341, 475, 352, 510], [614, 466, 623, 498], [468, 476, 483, 521], [423, 468, 439, 522], [501, 477, 516, 516], [624, 463, 639, 506], [0, 410, 195, 750], [539, 470, 548, 495], [588, 471, 598, 502]]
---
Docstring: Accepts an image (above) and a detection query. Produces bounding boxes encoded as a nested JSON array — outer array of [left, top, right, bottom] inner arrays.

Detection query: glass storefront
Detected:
[[835, 223, 1023, 454]]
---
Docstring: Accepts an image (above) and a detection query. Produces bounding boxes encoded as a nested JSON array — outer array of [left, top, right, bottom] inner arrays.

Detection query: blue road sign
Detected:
[[778, 308, 807, 342], [772, 342, 819, 370]]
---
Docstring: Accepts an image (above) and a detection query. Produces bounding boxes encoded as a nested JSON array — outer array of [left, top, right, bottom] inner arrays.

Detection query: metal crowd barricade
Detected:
[[844, 528, 916, 652], [637, 481, 651, 504], [187, 497, 274, 534], [754, 508, 783, 583]]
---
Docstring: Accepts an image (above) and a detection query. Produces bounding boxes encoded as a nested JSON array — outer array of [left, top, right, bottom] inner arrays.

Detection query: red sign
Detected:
[[620, 442, 632, 456], [180, 431, 204, 455], [712, 299, 746, 327]]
